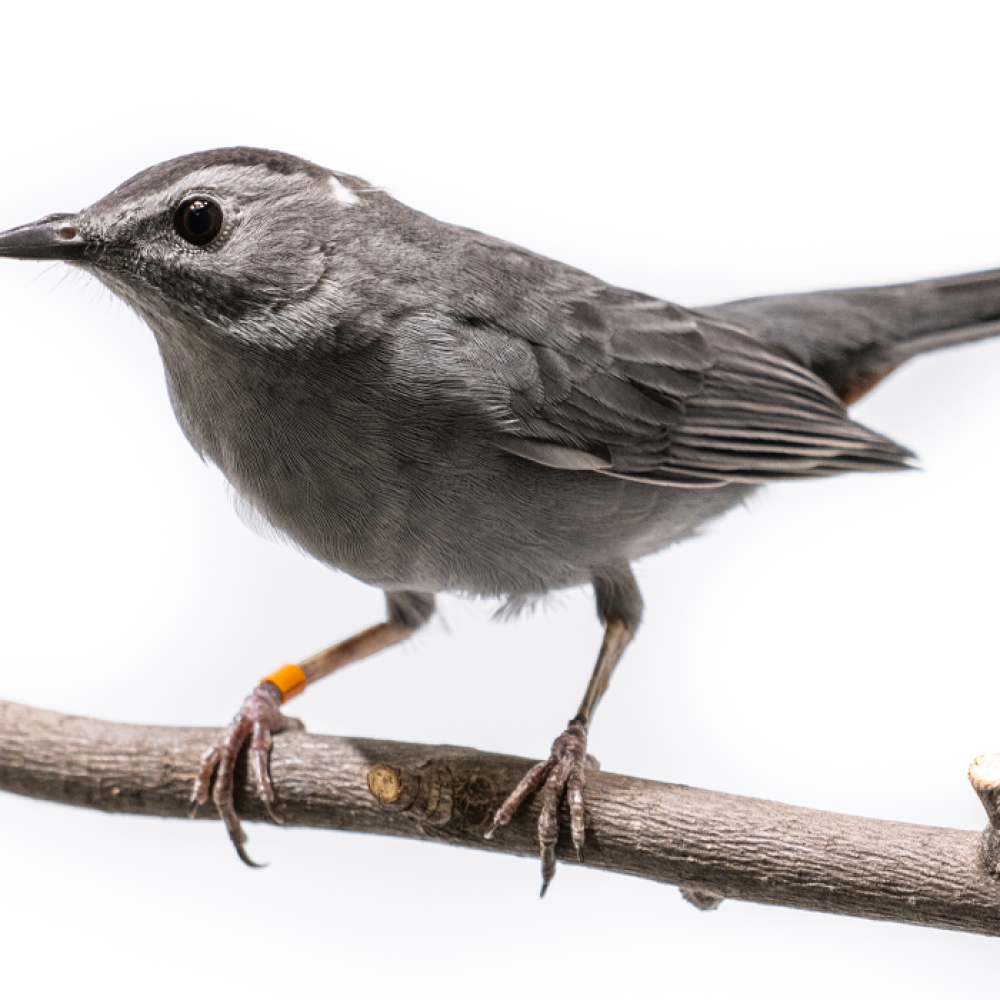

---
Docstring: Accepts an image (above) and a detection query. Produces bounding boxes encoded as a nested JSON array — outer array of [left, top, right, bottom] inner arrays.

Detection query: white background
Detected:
[[1, 1, 998, 995]]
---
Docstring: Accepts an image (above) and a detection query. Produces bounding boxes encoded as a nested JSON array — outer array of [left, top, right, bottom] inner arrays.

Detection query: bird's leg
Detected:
[[486, 567, 642, 895], [191, 591, 434, 865]]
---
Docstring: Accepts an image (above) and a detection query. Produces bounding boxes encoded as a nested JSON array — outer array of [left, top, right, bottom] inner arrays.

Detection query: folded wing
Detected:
[[481, 285, 913, 488]]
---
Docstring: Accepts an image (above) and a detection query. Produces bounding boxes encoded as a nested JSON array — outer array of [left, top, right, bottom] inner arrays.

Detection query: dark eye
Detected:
[[173, 196, 224, 246]]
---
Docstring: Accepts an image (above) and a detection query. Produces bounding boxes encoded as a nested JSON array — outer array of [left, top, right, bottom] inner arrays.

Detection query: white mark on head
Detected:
[[329, 175, 360, 206]]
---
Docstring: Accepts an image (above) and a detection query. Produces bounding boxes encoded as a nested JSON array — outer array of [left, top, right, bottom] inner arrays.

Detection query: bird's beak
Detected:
[[0, 214, 92, 261]]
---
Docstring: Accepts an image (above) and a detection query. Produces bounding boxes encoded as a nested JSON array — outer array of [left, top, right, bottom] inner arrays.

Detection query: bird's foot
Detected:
[[485, 718, 589, 896], [190, 681, 305, 866]]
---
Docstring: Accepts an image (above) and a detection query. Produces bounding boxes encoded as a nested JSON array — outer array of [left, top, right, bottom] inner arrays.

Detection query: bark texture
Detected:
[[1, 698, 998, 935]]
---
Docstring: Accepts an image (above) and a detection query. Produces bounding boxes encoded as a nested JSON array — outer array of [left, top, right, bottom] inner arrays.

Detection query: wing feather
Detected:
[[465, 283, 914, 485]]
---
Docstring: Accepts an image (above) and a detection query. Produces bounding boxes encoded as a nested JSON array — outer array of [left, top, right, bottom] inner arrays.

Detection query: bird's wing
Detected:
[[462, 285, 913, 487]]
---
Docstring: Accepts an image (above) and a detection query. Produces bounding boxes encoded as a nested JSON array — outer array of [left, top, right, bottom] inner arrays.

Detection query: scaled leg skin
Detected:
[[485, 566, 642, 895], [191, 590, 435, 865]]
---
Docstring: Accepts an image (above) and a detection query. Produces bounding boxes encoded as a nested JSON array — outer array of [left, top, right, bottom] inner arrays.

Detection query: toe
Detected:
[[537, 754, 573, 893], [190, 744, 221, 815], [250, 722, 282, 825], [566, 762, 587, 861], [485, 757, 554, 839]]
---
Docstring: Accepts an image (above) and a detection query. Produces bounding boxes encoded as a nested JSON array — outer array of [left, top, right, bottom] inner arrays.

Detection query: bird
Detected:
[[1, 146, 998, 893]]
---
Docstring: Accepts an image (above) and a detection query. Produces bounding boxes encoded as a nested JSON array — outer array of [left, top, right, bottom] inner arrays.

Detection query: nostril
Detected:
[[56, 225, 78, 240]]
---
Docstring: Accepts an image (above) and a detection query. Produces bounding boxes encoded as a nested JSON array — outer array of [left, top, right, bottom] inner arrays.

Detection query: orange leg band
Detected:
[[261, 663, 308, 703]]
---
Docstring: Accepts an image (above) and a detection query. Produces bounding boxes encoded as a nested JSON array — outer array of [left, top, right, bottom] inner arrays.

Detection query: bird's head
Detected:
[[0, 147, 374, 347]]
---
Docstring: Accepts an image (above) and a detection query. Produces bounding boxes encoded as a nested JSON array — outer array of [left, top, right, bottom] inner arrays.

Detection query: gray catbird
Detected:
[[1, 147, 998, 891]]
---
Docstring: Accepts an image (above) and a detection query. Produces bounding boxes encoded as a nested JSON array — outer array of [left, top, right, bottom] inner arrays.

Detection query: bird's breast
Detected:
[[158, 336, 753, 598]]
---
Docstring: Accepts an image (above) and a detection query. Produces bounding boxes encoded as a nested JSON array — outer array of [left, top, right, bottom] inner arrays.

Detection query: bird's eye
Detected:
[[173, 196, 224, 246]]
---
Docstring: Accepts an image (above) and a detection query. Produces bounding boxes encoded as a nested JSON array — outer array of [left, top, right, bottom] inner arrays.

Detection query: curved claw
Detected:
[[189, 681, 304, 866], [219, 781, 268, 869]]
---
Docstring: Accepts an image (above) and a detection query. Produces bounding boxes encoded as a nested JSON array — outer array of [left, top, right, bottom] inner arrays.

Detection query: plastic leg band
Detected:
[[261, 663, 308, 702]]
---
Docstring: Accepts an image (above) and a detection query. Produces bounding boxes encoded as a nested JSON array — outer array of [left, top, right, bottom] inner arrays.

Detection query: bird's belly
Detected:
[[229, 439, 754, 597]]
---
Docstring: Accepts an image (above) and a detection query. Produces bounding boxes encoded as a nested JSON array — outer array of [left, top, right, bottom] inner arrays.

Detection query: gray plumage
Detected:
[[0, 150, 925, 594], [2, 147, 997, 880]]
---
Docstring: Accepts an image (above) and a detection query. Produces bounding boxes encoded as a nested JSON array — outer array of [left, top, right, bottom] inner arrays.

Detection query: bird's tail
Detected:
[[700, 269, 1000, 404]]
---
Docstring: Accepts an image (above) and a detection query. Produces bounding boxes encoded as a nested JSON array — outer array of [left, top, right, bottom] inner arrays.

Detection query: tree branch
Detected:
[[1, 698, 998, 935]]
